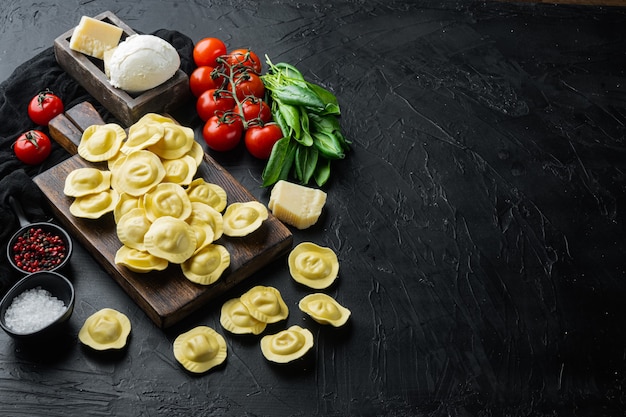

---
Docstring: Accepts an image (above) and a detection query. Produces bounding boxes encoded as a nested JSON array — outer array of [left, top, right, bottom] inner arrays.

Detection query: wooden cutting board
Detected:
[[34, 102, 293, 328]]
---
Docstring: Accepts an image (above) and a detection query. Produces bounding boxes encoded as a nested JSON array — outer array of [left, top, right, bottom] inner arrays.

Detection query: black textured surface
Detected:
[[1, 1, 625, 416]]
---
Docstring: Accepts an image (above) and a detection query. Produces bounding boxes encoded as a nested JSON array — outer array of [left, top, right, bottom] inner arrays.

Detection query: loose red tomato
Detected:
[[226, 48, 262, 74], [241, 97, 271, 124], [202, 115, 244, 152], [189, 66, 224, 97], [234, 73, 265, 100], [196, 89, 236, 121], [193, 37, 227, 67], [27, 90, 64, 126], [13, 130, 52, 165], [244, 123, 284, 159]]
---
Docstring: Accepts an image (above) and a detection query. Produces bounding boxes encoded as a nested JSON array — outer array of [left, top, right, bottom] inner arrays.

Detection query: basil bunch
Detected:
[[260, 59, 349, 187]]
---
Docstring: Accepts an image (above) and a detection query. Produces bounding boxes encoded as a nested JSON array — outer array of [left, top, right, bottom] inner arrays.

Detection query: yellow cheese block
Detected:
[[69, 16, 123, 59], [268, 180, 327, 229]]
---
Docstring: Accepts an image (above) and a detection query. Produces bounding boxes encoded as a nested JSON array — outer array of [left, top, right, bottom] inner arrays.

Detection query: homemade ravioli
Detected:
[[186, 178, 227, 212], [114, 150, 165, 196], [78, 123, 126, 162], [298, 293, 351, 327], [116, 208, 151, 250], [144, 216, 197, 263], [181, 244, 230, 285], [220, 298, 267, 335], [114, 245, 168, 273], [288, 242, 339, 289], [240, 286, 289, 324], [78, 308, 131, 350], [70, 188, 119, 219], [222, 201, 268, 237], [148, 122, 195, 160], [260, 325, 314, 364], [64, 167, 112, 197], [173, 326, 227, 373], [162, 155, 197, 185], [121, 119, 165, 154], [143, 182, 192, 222], [187, 202, 224, 241]]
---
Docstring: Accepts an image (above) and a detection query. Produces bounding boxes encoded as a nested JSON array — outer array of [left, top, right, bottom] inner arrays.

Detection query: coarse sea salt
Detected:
[[4, 286, 67, 334]]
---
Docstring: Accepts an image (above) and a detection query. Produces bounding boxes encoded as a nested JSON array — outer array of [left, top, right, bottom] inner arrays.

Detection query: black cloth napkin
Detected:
[[0, 29, 195, 295]]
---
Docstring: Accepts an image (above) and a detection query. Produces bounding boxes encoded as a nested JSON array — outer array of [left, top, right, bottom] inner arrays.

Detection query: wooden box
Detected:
[[53, 11, 190, 126]]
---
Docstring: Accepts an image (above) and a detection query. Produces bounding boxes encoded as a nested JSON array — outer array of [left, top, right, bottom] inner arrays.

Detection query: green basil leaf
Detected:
[[274, 62, 305, 81], [295, 112, 313, 146], [312, 131, 345, 160], [306, 82, 340, 115], [272, 84, 325, 111], [278, 103, 301, 139], [262, 137, 295, 187], [314, 158, 331, 187], [295, 145, 319, 184]]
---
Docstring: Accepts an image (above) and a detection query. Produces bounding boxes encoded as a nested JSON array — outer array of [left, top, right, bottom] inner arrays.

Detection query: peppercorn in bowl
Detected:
[[0, 271, 75, 341], [6, 221, 73, 275]]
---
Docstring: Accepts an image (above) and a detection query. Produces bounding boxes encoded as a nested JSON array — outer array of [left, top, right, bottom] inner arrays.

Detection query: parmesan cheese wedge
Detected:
[[69, 16, 123, 59], [268, 180, 327, 229]]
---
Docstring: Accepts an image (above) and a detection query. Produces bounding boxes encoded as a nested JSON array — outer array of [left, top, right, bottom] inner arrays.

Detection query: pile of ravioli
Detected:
[[63, 113, 268, 285]]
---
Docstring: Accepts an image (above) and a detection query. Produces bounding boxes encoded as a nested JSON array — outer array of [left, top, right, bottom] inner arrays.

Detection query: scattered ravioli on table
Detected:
[[240, 285, 289, 324], [173, 326, 227, 373], [288, 242, 339, 289], [220, 298, 267, 335], [78, 308, 131, 351], [260, 325, 314, 364], [299, 293, 351, 327]]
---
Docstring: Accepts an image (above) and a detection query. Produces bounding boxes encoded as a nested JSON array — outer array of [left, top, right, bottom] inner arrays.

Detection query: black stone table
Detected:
[[1, 1, 625, 416]]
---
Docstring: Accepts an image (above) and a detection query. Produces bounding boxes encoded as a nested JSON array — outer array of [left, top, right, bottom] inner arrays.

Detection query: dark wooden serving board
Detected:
[[34, 102, 293, 328]]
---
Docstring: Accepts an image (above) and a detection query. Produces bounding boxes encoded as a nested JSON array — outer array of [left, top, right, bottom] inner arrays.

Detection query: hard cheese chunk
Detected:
[[69, 16, 123, 59], [268, 180, 326, 229]]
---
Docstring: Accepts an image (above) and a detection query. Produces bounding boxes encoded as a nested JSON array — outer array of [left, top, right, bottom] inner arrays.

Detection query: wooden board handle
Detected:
[[48, 101, 106, 155]]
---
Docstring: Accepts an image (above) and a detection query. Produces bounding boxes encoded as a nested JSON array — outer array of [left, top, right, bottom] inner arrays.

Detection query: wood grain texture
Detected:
[[35, 103, 293, 328]]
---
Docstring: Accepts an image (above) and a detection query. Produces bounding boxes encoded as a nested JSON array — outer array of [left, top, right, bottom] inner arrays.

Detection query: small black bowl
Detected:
[[0, 271, 75, 341], [6, 196, 73, 275]]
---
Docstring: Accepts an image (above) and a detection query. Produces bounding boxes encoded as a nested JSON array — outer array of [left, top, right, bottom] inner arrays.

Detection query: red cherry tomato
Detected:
[[189, 66, 224, 97], [27, 90, 64, 126], [193, 37, 227, 67], [225, 48, 262, 74], [202, 115, 244, 152], [13, 130, 52, 165], [241, 97, 271, 124], [196, 89, 236, 121], [244, 123, 284, 159], [234, 73, 265, 100]]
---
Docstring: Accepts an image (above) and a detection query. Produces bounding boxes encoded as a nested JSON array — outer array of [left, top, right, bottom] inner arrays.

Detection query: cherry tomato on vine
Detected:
[[13, 130, 52, 165], [189, 66, 224, 97], [196, 89, 236, 121], [202, 115, 244, 152], [234, 73, 265, 100], [241, 97, 272, 124], [193, 37, 228, 67], [226, 48, 262, 74], [244, 123, 284, 159], [27, 90, 64, 126]]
